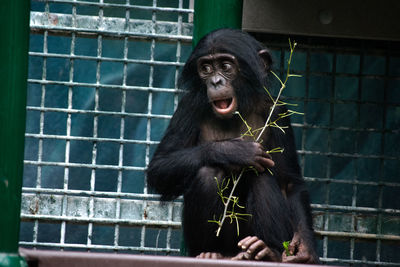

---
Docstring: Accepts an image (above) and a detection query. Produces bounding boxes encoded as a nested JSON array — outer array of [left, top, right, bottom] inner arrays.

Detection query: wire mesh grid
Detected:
[[260, 36, 400, 266], [20, 0, 400, 265], [21, 0, 193, 255]]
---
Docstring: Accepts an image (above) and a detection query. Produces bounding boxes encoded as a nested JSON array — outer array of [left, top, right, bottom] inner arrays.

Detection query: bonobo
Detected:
[[147, 28, 319, 263]]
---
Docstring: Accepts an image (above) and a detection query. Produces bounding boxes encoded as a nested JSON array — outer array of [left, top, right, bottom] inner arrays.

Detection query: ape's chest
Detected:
[[199, 124, 241, 142], [198, 114, 267, 143]]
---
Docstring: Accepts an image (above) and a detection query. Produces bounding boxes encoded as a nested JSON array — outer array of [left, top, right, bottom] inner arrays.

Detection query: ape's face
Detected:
[[197, 53, 239, 118]]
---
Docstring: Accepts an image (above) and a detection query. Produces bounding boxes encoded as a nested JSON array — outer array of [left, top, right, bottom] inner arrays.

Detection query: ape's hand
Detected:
[[232, 236, 280, 261], [196, 252, 225, 259], [216, 138, 275, 172], [282, 232, 320, 264], [244, 141, 275, 172]]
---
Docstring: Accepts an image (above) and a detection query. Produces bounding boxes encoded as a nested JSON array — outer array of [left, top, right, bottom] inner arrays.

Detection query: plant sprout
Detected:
[[283, 240, 292, 256]]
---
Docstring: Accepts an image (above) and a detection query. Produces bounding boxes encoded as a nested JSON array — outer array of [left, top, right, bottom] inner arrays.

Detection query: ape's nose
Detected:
[[210, 75, 225, 88]]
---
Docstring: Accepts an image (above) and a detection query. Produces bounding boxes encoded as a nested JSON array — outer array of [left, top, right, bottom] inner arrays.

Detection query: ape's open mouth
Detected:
[[212, 97, 237, 115], [214, 98, 232, 109]]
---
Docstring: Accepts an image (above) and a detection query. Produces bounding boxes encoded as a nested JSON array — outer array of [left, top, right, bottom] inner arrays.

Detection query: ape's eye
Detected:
[[221, 62, 232, 72], [201, 64, 213, 74]]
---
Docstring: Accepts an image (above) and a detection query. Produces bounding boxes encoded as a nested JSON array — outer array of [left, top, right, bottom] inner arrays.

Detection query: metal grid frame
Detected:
[[262, 36, 400, 266], [21, 0, 193, 255], [20, 1, 400, 265]]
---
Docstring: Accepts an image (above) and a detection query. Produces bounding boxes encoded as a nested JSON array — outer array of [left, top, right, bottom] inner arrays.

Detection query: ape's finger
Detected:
[[239, 236, 259, 251], [211, 253, 223, 259], [282, 254, 310, 263], [231, 252, 247, 260], [238, 236, 253, 249], [247, 239, 266, 258], [256, 247, 280, 261], [196, 252, 205, 258], [251, 161, 265, 173], [247, 239, 265, 253], [259, 157, 275, 168], [205, 252, 223, 259], [288, 238, 300, 254], [196, 252, 214, 259]]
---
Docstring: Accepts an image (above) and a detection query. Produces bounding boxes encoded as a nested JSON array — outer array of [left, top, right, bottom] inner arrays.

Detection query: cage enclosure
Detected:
[[15, 0, 400, 266]]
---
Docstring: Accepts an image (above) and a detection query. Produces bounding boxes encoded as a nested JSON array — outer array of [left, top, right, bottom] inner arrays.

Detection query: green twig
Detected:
[[211, 39, 301, 237]]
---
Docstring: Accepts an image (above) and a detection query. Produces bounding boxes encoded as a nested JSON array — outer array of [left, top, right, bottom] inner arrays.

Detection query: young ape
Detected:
[[147, 29, 319, 263]]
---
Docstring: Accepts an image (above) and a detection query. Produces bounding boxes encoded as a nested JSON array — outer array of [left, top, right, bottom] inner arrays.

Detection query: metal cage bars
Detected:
[[268, 39, 400, 266], [21, 0, 191, 254], [20, 0, 400, 265]]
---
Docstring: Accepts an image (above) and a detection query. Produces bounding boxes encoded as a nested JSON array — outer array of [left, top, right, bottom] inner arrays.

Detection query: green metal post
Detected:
[[193, 0, 243, 46], [0, 0, 30, 266]]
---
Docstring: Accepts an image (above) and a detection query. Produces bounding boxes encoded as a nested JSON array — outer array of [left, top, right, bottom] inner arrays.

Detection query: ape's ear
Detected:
[[258, 49, 272, 72]]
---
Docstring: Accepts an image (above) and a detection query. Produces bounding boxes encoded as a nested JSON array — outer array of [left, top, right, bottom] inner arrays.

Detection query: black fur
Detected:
[[147, 29, 317, 260]]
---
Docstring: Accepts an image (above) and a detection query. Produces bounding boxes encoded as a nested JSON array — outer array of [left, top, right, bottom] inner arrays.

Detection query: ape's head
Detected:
[[180, 29, 272, 119]]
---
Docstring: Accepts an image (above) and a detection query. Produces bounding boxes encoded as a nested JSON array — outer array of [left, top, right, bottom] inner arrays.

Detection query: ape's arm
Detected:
[[146, 95, 202, 199], [147, 95, 273, 200], [147, 139, 273, 199], [284, 188, 319, 263], [269, 107, 319, 263]]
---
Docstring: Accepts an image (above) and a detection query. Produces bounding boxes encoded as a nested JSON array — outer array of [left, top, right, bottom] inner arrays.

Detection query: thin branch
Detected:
[[212, 39, 300, 237]]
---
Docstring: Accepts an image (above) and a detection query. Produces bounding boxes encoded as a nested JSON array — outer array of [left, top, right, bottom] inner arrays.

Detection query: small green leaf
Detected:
[[283, 240, 292, 256]]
